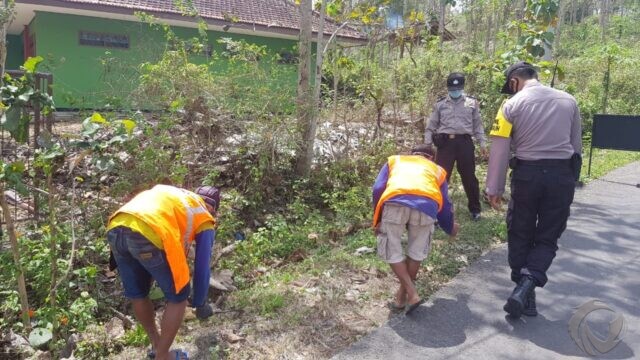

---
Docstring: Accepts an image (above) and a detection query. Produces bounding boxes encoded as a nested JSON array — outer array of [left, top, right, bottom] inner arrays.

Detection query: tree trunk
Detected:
[[439, 0, 446, 45], [47, 173, 59, 343], [0, 0, 15, 77], [600, 0, 610, 41], [0, 0, 28, 331], [602, 55, 611, 114], [484, 9, 493, 55], [555, 0, 567, 52], [1, 183, 31, 330], [295, 0, 318, 177]]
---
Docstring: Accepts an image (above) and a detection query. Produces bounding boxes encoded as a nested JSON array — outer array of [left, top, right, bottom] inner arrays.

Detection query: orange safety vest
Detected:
[[109, 185, 215, 294], [372, 155, 447, 227]]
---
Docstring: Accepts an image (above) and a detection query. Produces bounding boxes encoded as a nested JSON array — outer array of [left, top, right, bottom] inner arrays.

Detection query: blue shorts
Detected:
[[107, 226, 190, 303]]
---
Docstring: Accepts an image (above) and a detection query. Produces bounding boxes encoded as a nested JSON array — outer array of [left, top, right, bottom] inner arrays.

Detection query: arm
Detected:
[[372, 164, 389, 210], [570, 103, 583, 155], [425, 103, 440, 145], [472, 102, 487, 148], [192, 229, 216, 308], [485, 102, 513, 197], [486, 137, 511, 196], [437, 181, 454, 235]]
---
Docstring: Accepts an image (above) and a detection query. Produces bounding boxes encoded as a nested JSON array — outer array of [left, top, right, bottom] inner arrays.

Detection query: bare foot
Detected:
[[393, 287, 407, 307], [407, 294, 421, 306]]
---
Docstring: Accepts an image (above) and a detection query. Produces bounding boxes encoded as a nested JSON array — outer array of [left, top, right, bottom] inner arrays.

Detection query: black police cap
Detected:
[[501, 61, 536, 94], [447, 72, 465, 90]]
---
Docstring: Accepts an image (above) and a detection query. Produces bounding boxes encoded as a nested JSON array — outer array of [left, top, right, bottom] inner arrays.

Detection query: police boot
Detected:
[[503, 275, 536, 318], [522, 288, 538, 317]]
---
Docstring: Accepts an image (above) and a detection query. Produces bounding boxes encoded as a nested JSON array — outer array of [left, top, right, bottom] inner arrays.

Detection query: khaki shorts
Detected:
[[377, 203, 435, 264]]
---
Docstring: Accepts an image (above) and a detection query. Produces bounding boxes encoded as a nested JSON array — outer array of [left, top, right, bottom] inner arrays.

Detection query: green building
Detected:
[[7, 0, 365, 109]]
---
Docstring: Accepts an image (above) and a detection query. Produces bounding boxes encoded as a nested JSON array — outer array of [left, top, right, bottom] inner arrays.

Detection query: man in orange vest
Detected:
[[107, 185, 220, 360], [373, 144, 459, 315]]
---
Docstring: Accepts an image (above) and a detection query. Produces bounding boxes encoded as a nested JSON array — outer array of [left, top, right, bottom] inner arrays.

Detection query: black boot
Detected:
[[503, 276, 536, 318], [522, 288, 538, 317]]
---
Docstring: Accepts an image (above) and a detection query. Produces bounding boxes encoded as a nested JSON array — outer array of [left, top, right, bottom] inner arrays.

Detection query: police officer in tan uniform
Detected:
[[425, 72, 487, 220], [486, 61, 582, 319]]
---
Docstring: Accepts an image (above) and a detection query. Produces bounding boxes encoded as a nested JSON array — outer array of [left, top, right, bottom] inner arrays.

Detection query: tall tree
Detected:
[[600, 0, 611, 41], [296, 0, 327, 177], [295, 0, 314, 176]]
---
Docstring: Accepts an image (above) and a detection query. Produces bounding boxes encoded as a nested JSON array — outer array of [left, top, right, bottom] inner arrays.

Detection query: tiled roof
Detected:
[[41, 0, 366, 40]]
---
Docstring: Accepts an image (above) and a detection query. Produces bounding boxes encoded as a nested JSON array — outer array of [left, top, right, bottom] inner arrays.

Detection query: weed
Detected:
[[122, 324, 150, 347]]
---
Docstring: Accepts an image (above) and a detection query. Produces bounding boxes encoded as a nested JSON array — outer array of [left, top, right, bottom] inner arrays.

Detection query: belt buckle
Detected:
[[448, 134, 455, 139]]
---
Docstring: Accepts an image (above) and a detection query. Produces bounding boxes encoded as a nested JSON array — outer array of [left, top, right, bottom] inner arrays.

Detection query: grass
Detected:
[[581, 148, 640, 181], [209, 149, 640, 358], [109, 150, 638, 359], [210, 174, 508, 359]]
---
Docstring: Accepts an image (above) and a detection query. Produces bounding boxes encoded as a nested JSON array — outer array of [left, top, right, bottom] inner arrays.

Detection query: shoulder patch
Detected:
[[464, 97, 478, 108], [490, 103, 512, 138]]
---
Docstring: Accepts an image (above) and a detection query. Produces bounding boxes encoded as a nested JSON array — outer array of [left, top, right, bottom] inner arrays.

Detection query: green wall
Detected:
[[33, 11, 300, 109], [6, 34, 24, 70]]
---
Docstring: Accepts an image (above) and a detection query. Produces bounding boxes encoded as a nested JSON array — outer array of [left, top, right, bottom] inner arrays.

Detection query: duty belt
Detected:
[[511, 158, 572, 168], [443, 134, 471, 139]]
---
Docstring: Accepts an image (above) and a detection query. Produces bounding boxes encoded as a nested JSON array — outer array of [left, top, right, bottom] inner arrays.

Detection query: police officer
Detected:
[[425, 72, 487, 221], [486, 61, 582, 319]]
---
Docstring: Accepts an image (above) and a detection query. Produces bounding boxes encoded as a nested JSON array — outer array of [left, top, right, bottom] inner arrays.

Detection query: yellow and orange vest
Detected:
[[373, 155, 447, 227], [108, 185, 215, 294]]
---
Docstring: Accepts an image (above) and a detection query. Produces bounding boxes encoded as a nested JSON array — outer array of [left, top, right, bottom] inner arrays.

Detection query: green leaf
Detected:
[[149, 287, 164, 300], [28, 328, 52, 348], [90, 112, 108, 124], [11, 114, 31, 143], [9, 161, 26, 173], [17, 88, 35, 103], [81, 117, 101, 137], [94, 157, 116, 171], [22, 56, 44, 73], [1, 106, 22, 132]]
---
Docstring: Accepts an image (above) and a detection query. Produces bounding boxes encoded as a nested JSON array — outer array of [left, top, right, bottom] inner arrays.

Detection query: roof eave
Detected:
[[16, 0, 367, 43]]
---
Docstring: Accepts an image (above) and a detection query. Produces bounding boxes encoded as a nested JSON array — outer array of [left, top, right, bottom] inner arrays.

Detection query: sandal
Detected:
[[387, 301, 406, 312], [170, 349, 189, 360], [405, 298, 425, 315]]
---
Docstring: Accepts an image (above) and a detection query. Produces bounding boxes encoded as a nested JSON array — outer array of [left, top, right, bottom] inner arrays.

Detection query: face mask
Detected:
[[507, 78, 520, 95], [448, 90, 463, 99]]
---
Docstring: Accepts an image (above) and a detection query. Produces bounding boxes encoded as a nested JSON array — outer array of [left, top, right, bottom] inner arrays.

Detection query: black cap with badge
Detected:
[[446, 72, 465, 90], [501, 61, 536, 94]]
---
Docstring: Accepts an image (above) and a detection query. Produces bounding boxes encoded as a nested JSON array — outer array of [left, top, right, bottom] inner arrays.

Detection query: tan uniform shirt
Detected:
[[425, 95, 487, 148], [485, 81, 582, 196]]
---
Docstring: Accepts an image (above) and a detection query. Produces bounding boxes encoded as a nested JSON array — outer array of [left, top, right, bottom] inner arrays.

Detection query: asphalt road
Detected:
[[335, 162, 640, 360]]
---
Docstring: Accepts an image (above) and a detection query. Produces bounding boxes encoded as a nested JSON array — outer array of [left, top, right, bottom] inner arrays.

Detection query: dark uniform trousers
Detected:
[[435, 135, 481, 214], [507, 160, 575, 287]]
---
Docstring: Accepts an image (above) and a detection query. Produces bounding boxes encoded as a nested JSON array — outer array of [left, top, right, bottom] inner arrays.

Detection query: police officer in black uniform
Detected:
[[486, 62, 582, 318], [425, 72, 487, 220]]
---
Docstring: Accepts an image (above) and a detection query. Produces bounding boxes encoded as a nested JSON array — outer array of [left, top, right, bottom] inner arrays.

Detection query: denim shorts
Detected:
[[107, 226, 190, 303]]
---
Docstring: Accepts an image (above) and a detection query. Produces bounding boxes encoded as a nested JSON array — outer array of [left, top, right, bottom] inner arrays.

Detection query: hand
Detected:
[[479, 147, 489, 160], [195, 303, 214, 320], [488, 195, 502, 210], [450, 222, 460, 239]]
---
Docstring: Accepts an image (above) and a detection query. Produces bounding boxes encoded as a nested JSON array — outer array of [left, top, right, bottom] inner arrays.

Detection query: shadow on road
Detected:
[[390, 294, 474, 348]]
